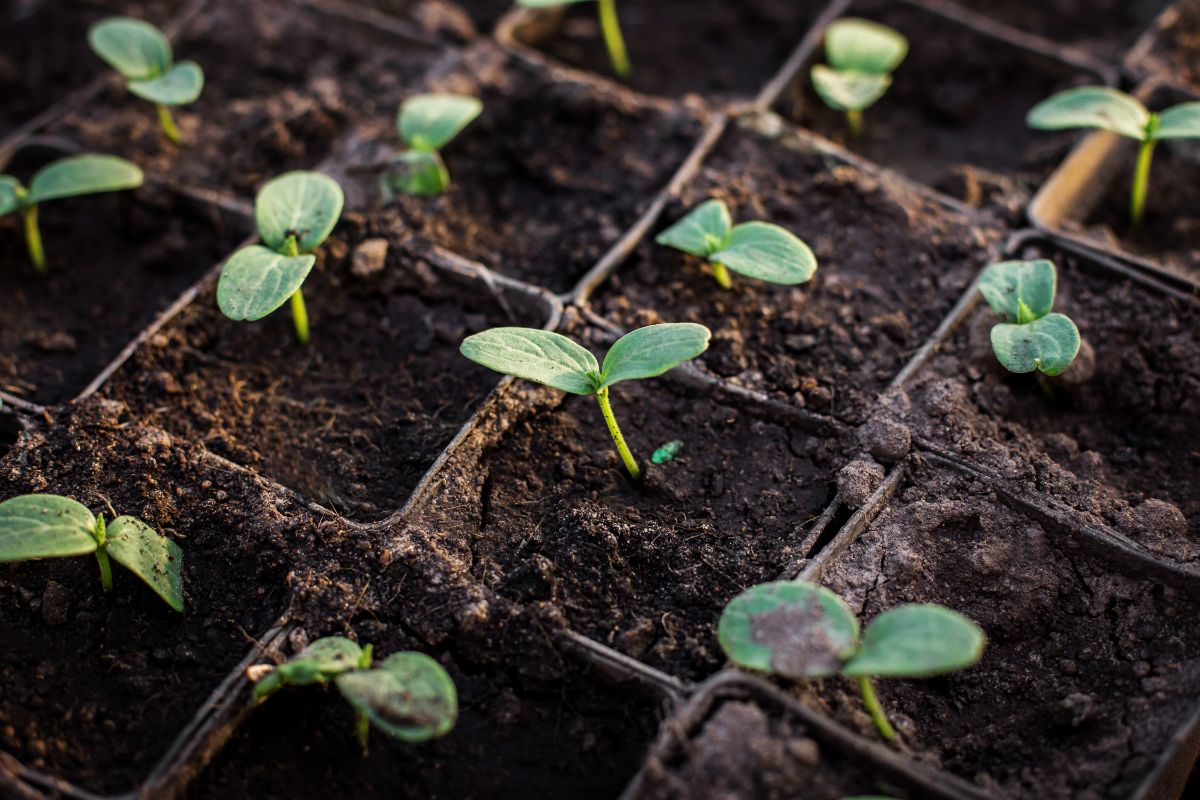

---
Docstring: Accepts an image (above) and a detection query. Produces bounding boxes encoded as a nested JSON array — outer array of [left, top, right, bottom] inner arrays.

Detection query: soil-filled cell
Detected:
[[807, 462, 1200, 799], [783, 0, 1096, 205], [0, 400, 297, 794], [103, 215, 555, 521], [0, 148, 248, 406], [590, 126, 1001, 425], [896, 242, 1200, 563], [513, 0, 827, 103], [49, 0, 442, 199]]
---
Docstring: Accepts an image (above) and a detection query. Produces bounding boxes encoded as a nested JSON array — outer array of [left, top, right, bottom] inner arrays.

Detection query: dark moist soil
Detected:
[[360, 0, 513, 35], [591, 126, 1000, 425], [1134, 1, 1200, 93], [404, 330, 857, 682], [948, 0, 1171, 61], [0, 161, 248, 406], [0, 0, 176, 137], [893, 242, 1200, 561], [0, 400, 298, 794], [49, 0, 441, 199], [186, 504, 662, 800], [338, 45, 704, 293], [518, 0, 825, 103], [1078, 140, 1200, 283], [782, 0, 1090, 207], [807, 461, 1200, 800], [634, 698, 915, 800], [103, 214, 550, 522]]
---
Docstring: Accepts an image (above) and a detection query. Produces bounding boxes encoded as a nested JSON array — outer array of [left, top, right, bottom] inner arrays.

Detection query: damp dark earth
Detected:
[[2, 1, 1198, 799]]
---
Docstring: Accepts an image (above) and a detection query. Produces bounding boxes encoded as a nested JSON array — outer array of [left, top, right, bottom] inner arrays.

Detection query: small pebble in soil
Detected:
[[858, 416, 911, 463], [351, 238, 389, 279], [837, 458, 886, 509], [1057, 339, 1097, 387], [40, 581, 71, 627]]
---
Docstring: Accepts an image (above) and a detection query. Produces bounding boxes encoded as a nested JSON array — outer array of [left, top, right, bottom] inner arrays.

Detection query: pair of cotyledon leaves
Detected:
[[217, 171, 345, 323], [252, 636, 457, 743], [0, 155, 143, 218], [0, 494, 183, 612], [1027, 86, 1200, 142], [978, 260, 1080, 377], [389, 93, 483, 196], [89, 17, 204, 106], [655, 199, 817, 285], [811, 18, 908, 113], [719, 580, 984, 682], [461, 323, 710, 395]]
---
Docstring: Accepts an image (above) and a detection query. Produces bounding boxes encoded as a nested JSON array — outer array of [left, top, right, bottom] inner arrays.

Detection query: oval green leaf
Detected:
[[105, 515, 183, 612], [719, 580, 859, 679], [1153, 102, 1200, 140], [253, 636, 365, 702], [88, 17, 172, 81], [990, 313, 1081, 377], [655, 199, 732, 258], [0, 494, 97, 561], [710, 222, 817, 285], [128, 61, 204, 106], [978, 259, 1056, 322], [217, 245, 316, 322], [27, 154, 143, 205], [599, 323, 711, 389], [255, 171, 344, 253], [843, 604, 985, 677], [0, 176, 23, 217], [398, 94, 483, 152], [382, 150, 450, 197], [824, 18, 908, 74], [336, 652, 457, 742], [460, 327, 600, 395], [1026, 86, 1150, 141], [811, 65, 892, 113]]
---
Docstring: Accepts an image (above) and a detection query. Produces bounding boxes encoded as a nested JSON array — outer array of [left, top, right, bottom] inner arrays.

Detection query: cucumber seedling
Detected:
[[719, 580, 984, 741], [88, 17, 205, 144], [1, 154, 143, 273], [384, 94, 482, 197], [460, 323, 710, 480], [978, 259, 1080, 377], [251, 636, 457, 752], [0, 494, 183, 612], [1027, 86, 1200, 225], [656, 199, 818, 289], [811, 18, 908, 139], [217, 171, 344, 345], [517, 0, 631, 78]]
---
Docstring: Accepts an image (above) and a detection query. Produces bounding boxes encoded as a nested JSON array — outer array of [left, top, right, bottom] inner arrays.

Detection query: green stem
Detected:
[[355, 709, 370, 754], [156, 104, 182, 144], [858, 675, 896, 741], [595, 387, 641, 481], [846, 109, 864, 140], [22, 205, 46, 274], [597, 0, 631, 79], [289, 288, 310, 345], [1130, 138, 1156, 227], [711, 261, 734, 289], [93, 515, 113, 593]]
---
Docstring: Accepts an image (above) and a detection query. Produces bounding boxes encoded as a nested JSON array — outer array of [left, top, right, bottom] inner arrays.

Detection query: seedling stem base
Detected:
[[290, 289, 310, 345], [858, 675, 896, 741], [596, 387, 641, 480], [598, 0, 631, 79], [93, 515, 113, 593], [711, 262, 733, 288], [1130, 138, 1156, 227], [157, 104, 182, 145], [22, 206, 46, 274], [846, 110, 864, 141]]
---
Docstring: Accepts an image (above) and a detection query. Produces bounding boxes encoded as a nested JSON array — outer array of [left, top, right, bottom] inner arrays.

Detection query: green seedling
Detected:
[[384, 94, 483, 197], [217, 171, 344, 345], [460, 323, 710, 480], [811, 17, 908, 139], [1027, 86, 1200, 226], [0, 494, 183, 612], [719, 580, 984, 741], [1, 154, 143, 273], [656, 199, 818, 289], [88, 17, 205, 144], [252, 636, 457, 752], [978, 259, 1080, 377], [518, 0, 631, 78]]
